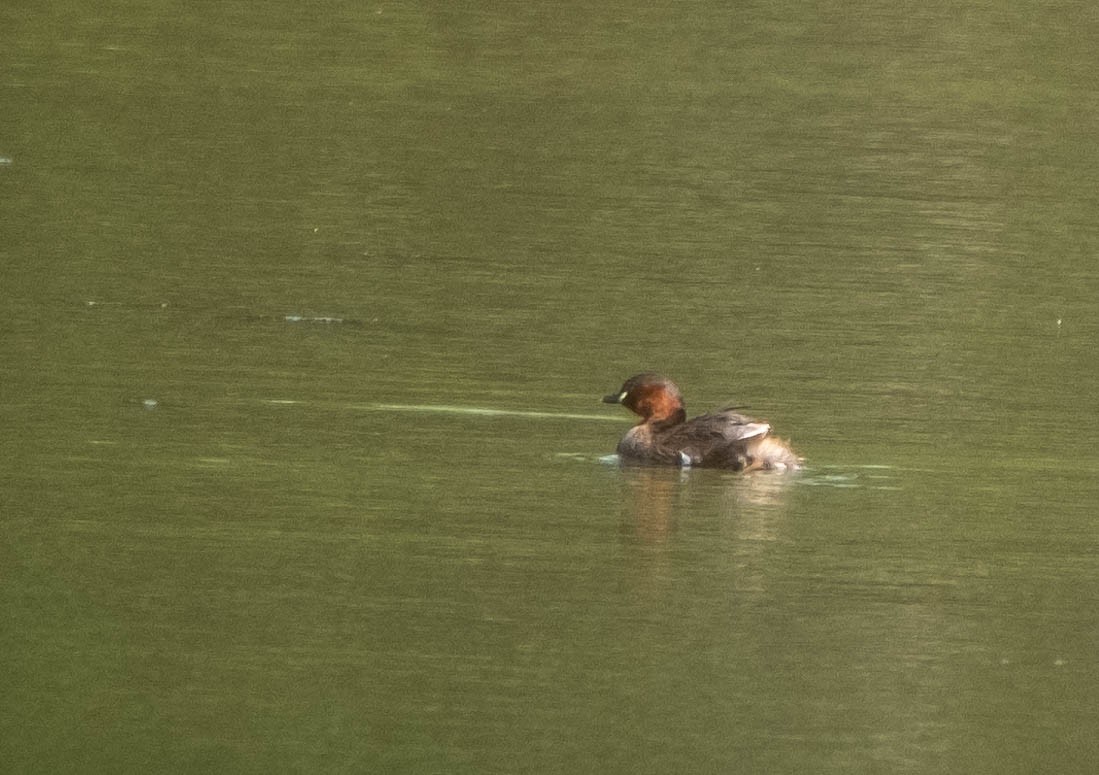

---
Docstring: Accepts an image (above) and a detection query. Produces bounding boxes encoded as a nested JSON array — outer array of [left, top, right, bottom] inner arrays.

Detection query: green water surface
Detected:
[[3, 2, 1098, 773]]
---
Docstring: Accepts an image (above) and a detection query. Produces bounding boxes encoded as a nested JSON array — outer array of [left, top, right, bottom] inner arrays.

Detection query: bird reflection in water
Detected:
[[616, 463, 795, 545]]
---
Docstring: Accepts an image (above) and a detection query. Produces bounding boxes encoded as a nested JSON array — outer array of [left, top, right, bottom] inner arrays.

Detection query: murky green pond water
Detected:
[[3, 2, 1098, 772]]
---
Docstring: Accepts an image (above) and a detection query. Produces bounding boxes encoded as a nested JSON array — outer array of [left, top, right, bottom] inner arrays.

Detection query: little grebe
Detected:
[[602, 373, 801, 471]]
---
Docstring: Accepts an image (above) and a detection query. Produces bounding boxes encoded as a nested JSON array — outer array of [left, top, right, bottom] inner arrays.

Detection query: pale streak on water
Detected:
[[261, 399, 624, 422]]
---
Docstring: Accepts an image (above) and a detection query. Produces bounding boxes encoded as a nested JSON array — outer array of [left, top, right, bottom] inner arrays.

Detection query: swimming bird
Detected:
[[603, 373, 801, 471]]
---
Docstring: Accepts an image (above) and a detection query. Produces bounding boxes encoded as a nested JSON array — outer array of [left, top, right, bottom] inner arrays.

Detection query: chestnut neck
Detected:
[[627, 384, 687, 427]]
